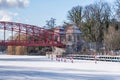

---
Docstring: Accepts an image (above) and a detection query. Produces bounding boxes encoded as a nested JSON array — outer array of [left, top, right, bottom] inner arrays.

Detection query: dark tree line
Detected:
[[116, 0, 120, 19], [67, 0, 120, 51]]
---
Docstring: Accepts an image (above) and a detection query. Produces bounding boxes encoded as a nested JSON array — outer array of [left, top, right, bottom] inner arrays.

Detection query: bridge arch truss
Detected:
[[0, 21, 65, 47]]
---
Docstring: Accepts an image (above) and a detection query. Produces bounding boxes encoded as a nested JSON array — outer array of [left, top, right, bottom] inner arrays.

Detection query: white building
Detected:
[[54, 24, 82, 54]]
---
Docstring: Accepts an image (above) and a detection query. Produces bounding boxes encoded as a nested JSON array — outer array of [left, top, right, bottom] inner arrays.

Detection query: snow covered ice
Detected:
[[0, 55, 120, 80]]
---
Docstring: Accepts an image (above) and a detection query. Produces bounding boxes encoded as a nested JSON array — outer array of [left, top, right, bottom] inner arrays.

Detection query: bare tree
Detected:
[[116, 0, 120, 19], [46, 18, 56, 29], [83, 1, 111, 52], [67, 5, 83, 30], [104, 25, 120, 50]]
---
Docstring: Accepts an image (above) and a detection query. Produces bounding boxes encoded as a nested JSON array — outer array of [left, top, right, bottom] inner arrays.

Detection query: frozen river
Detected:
[[0, 55, 120, 80]]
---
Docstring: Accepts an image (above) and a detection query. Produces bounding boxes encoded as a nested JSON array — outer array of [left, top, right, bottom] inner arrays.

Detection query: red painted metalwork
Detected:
[[0, 21, 65, 47]]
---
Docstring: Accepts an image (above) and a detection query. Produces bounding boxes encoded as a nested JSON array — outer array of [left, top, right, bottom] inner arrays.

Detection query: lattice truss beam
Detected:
[[0, 21, 65, 47]]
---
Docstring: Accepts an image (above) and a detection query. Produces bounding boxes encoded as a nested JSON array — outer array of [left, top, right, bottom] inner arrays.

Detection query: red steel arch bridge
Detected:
[[0, 21, 65, 47]]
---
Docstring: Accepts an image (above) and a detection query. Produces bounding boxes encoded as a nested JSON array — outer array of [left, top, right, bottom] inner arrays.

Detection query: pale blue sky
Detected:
[[0, 0, 115, 27]]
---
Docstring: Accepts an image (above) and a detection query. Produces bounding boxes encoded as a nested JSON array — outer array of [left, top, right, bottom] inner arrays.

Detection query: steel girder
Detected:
[[0, 21, 65, 47]]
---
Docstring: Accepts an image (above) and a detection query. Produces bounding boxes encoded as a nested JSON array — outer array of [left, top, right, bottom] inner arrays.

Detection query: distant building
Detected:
[[54, 24, 82, 53]]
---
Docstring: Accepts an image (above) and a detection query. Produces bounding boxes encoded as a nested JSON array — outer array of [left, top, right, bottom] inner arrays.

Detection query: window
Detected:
[[68, 35, 72, 41]]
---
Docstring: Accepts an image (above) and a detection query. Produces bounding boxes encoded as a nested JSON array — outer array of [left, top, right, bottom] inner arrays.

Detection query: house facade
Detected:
[[54, 24, 82, 54]]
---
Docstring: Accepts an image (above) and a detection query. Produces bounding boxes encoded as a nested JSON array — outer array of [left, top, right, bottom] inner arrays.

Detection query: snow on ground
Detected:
[[0, 55, 120, 80]]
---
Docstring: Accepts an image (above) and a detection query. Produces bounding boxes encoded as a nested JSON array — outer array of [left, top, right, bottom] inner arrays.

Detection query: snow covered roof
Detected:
[[58, 26, 65, 34], [54, 25, 82, 34], [73, 25, 82, 34], [59, 31, 65, 34], [59, 26, 64, 30]]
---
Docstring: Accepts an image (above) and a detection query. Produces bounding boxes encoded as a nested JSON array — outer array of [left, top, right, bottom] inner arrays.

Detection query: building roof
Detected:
[[54, 25, 82, 34], [73, 25, 82, 34]]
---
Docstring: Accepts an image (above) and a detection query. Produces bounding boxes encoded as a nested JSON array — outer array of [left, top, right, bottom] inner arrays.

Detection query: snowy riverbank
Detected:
[[0, 55, 120, 80]]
